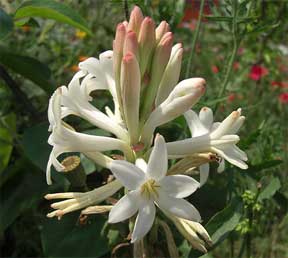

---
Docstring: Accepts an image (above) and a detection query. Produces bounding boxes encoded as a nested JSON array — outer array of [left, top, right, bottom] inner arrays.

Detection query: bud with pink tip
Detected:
[[140, 32, 173, 122], [155, 43, 183, 106], [156, 21, 170, 43], [113, 23, 127, 109], [121, 52, 141, 144], [128, 6, 144, 36], [123, 30, 139, 59], [138, 17, 156, 77]]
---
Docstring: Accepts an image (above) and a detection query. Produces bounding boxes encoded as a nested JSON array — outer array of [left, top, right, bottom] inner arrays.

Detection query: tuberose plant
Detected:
[[45, 6, 248, 256]]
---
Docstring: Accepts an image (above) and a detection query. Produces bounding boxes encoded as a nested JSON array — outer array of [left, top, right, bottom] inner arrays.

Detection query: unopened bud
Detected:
[[113, 23, 127, 109], [140, 32, 173, 122], [123, 30, 139, 59], [156, 21, 170, 43], [128, 6, 144, 36], [121, 52, 141, 144], [155, 43, 183, 106], [138, 17, 156, 76]]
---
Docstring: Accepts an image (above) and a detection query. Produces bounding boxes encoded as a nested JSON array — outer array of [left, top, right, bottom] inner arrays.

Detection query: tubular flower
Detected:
[[166, 107, 248, 185], [108, 135, 200, 243]]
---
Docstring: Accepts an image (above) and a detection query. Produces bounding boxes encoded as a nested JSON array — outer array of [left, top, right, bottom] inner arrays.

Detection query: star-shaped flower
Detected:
[[108, 134, 200, 243]]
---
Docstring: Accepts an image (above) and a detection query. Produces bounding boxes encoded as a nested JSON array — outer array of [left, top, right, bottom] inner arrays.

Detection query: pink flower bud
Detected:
[[128, 6, 144, 36], [113, 23, 127, 109], [156, 21, 170, 43], [123, 30, 139, 59], [155, 43, 183, 106], [121, 52, 141, 144], [138, 17, 156, 76], [140, 33, 173, 121]]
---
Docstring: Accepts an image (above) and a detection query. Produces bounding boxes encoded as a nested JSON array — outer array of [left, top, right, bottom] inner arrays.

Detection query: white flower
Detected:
[[167, 107, 248, 186], [46, 88, 132, 185], [108, 134, 201, 243], [58, 55, 128, 141]]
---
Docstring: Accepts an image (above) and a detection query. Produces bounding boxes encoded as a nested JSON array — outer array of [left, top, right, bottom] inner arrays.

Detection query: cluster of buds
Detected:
[[45, 6, 248, 254]]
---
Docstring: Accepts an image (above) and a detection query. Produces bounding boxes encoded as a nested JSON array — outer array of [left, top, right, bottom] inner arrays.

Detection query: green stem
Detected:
[[215, 0, 239, 112], [185, 0, 205, 78]]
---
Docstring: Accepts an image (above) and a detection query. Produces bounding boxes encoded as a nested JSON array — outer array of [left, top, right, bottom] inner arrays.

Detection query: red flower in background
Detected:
[[179, 0, 219, 30], [211, 65, 219, 74], [271, 81, 288, 89], [278, 93, 288, 104], [249, 65, 268, 81]]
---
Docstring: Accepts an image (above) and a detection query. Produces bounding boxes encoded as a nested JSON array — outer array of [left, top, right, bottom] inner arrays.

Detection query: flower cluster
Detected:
[[45, 6, 248, 252]]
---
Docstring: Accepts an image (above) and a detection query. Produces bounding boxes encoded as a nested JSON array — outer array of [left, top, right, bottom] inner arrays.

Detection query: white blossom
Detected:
[[108, 135, 200, 243]]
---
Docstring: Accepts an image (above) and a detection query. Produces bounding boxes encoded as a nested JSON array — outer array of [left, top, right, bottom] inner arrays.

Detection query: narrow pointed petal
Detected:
[[199, 107, 214, 130], [135, 158, 148, 172], [210, 110, 240, 139], [156, 191, 201, 222], [199, 163, 209, 187], [184, 110, 209, 137], [229, 116, 245, 134], [131, 199, 156, 243], [212, 146, 248, 169], [109, 160, 146, 190], [159, 175, 200, 198], [108, 190, 140, 223], [146, 135, 167, 181]]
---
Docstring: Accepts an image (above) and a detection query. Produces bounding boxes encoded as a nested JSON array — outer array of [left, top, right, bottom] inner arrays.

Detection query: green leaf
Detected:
[[0, 113, 16, 174], [41, 213, 111, 257], [0, 46, 54, 94], [246, 159, 283, 174], [21, 122, 51, 171], [0, 8, 13, 40], [258, 177, 281, 202], [206, 197, 243, 245], [15, 0, 91, 35], [205, 15, 233, 22], [0, 158, 48, 232], [189, 198, 243, 257]]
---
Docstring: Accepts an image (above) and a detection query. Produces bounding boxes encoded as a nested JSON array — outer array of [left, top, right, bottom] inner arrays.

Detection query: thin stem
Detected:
[[185, 0, 205, 78], [123, 0, 129, 21], [0, 64, 40, 120], [215, 0, 239, 112]]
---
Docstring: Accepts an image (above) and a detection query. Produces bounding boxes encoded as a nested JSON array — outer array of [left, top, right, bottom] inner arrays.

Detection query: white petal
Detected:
[[146, 135, 167, 181], [210, 110, 240, 139], [135, 158, 148, 173], [131, 199, 156, 243], [212, 146, 248, 169], [109, 160, 146, 190], [184, 110, 209, 137], [217, 159, 225, 173], [229, 116, 245, 134], [156, 191, 201, 222], [108, 190, 140, 223], [159, 175, 200, 198], [79, 57, 101, 75], [199, 163, 210, 187], [199, 107, 213, 130]]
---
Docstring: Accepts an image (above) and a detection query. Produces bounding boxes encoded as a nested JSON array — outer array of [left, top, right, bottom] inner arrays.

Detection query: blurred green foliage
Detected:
[[0, 0, 287, 257]]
